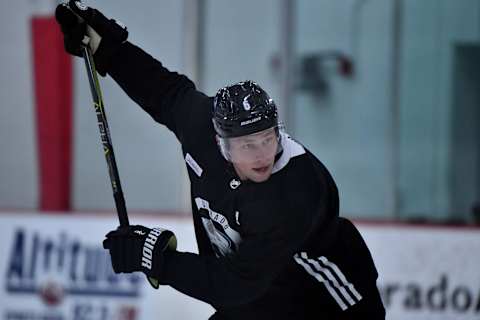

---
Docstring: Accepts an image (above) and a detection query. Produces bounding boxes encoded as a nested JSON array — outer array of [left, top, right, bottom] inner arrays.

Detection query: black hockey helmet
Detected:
[[212, 81, 278, 138]]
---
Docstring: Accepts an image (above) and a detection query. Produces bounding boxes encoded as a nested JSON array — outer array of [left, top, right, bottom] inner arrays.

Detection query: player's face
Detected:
[[229, 128, 278, 182]]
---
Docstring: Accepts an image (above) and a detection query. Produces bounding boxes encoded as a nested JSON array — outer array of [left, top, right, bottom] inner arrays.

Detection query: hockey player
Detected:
[[56, 1, 386, 319]]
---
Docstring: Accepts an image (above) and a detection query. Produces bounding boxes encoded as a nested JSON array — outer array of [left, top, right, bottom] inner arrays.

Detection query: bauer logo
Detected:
[[5, 228, 142, 303], [240, 116, 261, 126]]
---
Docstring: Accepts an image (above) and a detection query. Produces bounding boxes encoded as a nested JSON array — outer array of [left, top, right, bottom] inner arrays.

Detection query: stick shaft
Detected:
[[81, 46, 129, 227]]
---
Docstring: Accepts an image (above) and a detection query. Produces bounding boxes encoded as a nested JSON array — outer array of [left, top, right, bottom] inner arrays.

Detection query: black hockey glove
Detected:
[[103, 225, 177, 289], [55, 0, 128, 75]]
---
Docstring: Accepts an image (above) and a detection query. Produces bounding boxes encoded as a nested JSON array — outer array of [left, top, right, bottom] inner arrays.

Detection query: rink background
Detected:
[[1, 212, 479, 320], [1, 1, 479, 319], [3, 1, 479, 219]]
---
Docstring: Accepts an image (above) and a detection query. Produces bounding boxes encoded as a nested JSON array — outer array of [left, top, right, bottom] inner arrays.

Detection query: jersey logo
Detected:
[[229, 179, 241, 189], [185, 153, 203, 177], [195, 197, 241, 257]]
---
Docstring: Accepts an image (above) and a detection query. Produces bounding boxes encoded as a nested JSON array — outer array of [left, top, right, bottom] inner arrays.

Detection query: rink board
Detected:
[[0, 213, 213, 320], [0, 212, 479, 320]]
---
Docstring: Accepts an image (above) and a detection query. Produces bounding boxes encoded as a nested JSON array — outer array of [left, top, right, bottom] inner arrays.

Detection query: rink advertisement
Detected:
[[360, 223, 480, 320], [0, 213, 213, 320], [0, 213, 479, 320]]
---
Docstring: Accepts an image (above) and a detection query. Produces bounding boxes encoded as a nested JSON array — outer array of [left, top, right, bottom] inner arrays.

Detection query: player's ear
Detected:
[[215, 135, 220, 145], [215, 135, 231, 161]]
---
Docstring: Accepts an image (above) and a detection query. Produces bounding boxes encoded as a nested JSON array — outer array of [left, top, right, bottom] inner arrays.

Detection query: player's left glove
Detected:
[[55, 0, 128, 75], [103, 225, 177, 289]]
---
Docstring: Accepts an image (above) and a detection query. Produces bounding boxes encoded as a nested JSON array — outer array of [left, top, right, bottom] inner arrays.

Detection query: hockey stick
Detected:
[[81, 45, 130, 227]]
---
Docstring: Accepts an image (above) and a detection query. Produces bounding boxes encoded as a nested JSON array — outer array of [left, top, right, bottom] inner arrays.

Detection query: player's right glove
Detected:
[[55, 0, 128, 75], [102, 225, 177, 289]]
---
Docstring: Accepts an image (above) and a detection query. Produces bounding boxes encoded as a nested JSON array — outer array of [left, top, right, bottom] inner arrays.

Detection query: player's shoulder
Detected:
[[271, 132, 322, 189], [180, 96, 217, 154], [273, 133, 336, 222], [271, 132, 307, 174], [179, 95, 215, 143]]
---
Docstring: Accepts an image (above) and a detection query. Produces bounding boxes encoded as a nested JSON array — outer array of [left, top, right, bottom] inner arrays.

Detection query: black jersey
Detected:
[[105, 42, 385, 319]]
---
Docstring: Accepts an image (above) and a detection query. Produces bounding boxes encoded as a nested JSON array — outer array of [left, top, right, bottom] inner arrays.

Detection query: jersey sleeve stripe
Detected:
[[317, 256, 363, 302], [294, 252, 363, 311], [294, 253, 349, 310]]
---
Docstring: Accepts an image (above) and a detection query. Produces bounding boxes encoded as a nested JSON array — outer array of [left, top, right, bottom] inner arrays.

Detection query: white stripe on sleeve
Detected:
[[294, 252, 363, 310], [317, 256, 363, 301], [294, 253, 348, 310]]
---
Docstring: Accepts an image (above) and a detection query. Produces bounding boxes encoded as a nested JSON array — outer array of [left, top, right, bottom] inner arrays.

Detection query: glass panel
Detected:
[[292, 0, 480, 222], [398, 0, 480, 223], [293, 0, 396, 219], [202, 0, 281, 99]]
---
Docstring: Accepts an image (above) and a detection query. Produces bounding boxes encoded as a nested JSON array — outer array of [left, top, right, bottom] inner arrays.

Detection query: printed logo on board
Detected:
[[6, 229, 142, 298], [4, 228, 143, 319]]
